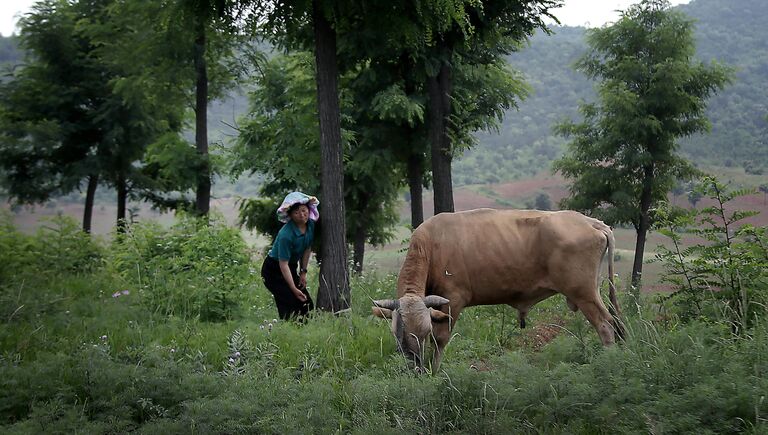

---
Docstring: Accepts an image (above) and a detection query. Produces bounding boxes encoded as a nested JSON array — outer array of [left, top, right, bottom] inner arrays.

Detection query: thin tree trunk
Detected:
[[352, 218, 366, 274], [407, 152, 424, 228], [428, 60, 454, 214], [352, 193, 370, 274], [116, 173, 127, 233], [632, 164, 655, 289], [82, 174, 98, 234], [313, 0, 350, 312], [194, 20, 210, 217]]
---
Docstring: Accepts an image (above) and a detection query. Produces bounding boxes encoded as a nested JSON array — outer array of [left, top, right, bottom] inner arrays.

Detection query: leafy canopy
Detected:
[[553, 0, 732, 228]]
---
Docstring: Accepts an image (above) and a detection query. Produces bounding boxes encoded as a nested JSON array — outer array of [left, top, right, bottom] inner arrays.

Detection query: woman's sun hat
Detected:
[[277, 191, 320, 223]]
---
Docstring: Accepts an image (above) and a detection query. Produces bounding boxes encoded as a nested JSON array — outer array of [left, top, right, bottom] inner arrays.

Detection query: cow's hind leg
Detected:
[[575, 298, 616, 345]]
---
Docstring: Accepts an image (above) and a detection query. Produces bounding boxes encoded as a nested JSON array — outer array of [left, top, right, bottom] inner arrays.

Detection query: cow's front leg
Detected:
[[429, 306, 462, 373]]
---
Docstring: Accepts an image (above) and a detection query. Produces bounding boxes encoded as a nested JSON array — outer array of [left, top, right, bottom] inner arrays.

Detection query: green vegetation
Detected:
[[654, 178, 768, 333], [553, 0, 731, 287], [2, 206, 767, 432], [454, 0, 768, 184]]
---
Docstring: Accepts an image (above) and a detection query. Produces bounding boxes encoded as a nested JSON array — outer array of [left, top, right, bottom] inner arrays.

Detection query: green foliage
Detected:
[[230, 52, 400, 253], [0, 212, 102, 286], [653, 177, 768, 333], [235, 196, 282, 243], [1, 215, 768, 432], [553, 0, 730, 228], [109, 214, 255, 321]]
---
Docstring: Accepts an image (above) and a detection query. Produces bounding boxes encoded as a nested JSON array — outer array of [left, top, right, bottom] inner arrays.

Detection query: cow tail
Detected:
[[605, 228, 625, 340]]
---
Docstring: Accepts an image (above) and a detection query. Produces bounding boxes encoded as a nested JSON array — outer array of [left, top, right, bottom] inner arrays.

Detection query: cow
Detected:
[[371, 208, 624, 372]]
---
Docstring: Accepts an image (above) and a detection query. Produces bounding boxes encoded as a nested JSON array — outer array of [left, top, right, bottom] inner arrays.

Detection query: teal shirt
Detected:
[[268, 220, 315, 263]]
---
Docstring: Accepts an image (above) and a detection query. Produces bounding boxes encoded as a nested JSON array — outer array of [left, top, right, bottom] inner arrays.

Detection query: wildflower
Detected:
[[234, 351, 241, 358], [100, 335, 107, 341], [228, 357, 235, 363], [259, 325, 264, 330], [272, 319, 277, 323], [121, 290, 130, 296], [112, 292, 121, 298], [268, 323, 273, 331], [65, 310, 70, 315], [170, 348, 176, 353]]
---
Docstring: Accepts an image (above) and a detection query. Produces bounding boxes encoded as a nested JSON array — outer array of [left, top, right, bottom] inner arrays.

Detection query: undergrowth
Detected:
[[1, 211, 766, 433]]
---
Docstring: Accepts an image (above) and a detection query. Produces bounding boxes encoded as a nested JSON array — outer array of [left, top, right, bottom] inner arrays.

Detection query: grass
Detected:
[[3, 267, 768, 433], [2, 213, 767, 433]]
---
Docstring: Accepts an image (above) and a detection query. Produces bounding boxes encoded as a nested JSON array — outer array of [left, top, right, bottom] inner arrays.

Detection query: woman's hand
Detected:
[[293, 288, 308, 302], [299, 273, 307, 290]]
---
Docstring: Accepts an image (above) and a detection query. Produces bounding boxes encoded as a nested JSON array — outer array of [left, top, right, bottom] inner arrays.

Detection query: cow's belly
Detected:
[[466, 284, 557, 309]]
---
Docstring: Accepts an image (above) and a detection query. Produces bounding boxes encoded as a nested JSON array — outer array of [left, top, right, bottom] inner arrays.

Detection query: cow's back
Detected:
[[409, 209, 608, 306]]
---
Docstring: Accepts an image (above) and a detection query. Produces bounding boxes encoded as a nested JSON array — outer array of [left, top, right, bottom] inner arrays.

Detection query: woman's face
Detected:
[[290, 204, 310, 225]]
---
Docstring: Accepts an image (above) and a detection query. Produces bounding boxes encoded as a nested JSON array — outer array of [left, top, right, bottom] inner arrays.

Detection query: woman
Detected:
[[260, 192, 320, 320]]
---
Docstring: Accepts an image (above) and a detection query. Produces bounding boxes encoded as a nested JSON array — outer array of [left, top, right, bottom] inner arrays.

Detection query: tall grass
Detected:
[[1, 212, 767, 433]]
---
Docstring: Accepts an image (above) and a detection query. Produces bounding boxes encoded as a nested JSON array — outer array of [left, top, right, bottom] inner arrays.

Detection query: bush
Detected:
[[109, 214, 256, 321], [654, 177, 768, 332], [0, 212, 102, 286]]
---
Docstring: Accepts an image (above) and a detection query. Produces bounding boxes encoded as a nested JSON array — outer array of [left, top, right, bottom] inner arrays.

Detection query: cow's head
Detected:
[[371, 295, 451, 369]]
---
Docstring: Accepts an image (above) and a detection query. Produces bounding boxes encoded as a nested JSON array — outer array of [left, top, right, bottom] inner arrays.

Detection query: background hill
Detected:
[[455, 0, 768, 185]]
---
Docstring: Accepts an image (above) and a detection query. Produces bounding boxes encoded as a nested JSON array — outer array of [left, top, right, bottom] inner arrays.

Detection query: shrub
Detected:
[[654, 177, 768, 332], [0, 212, 102, 286], [109, 214, 256, 321]]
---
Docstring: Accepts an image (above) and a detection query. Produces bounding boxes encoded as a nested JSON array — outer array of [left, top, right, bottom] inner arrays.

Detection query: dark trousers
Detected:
[[261, 256, 314, 320]]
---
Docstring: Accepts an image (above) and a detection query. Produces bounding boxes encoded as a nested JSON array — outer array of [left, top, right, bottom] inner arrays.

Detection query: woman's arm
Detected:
[[279, 260, 307, 302]]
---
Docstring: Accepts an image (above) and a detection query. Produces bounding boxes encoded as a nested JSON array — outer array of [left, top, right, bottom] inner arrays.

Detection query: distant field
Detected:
[[4, 166, 765, 292]]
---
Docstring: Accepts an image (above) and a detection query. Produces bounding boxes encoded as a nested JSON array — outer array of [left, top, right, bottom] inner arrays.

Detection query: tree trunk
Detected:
[[632, 164, 655, 289], [428, 60, 454, 214], [352, 218, 366, 274], [313, 0, 350, 312], [407, 152, 424, 228], [116, 173, 127, 233], [82, 174, 98, 234], [194, 20, 210, 217]]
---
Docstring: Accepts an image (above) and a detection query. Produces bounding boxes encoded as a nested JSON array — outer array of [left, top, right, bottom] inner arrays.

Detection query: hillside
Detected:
[[454, 0, 768, 184]]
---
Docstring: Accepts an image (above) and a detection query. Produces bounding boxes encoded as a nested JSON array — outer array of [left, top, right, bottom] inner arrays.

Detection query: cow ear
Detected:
[[372, 307, 393, 319], [424, 295, 449, 308], [430, 308, 451, 323]]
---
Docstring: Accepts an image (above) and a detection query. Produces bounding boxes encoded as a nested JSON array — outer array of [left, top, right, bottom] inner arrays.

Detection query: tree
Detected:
[[415, 0, 559, 214], [255, 0, 354, 311], [553, 0, 731, 288], [230, 53, 400, 275], [0, 0, 110, 233], [172, 0, 246, 217], [687, 189, 703, 208], [534, 192, 552, 210]]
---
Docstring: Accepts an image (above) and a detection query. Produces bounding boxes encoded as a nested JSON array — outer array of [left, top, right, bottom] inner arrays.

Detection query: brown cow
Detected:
[[372, 208, 624, 372]]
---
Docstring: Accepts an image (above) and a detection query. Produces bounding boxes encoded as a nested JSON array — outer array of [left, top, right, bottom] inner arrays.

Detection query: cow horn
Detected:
[[373, 299, 399, 310], [423, 295, 449, 308]]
